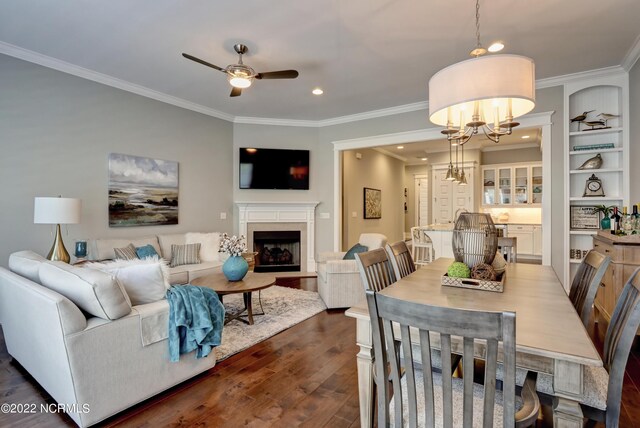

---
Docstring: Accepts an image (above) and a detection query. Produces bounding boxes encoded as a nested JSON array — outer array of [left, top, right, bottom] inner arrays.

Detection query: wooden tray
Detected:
[[441, 272, 505, 293]]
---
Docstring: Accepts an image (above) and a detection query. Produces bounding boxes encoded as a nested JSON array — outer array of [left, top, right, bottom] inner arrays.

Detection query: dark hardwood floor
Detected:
[[0, 277, 638, 427]]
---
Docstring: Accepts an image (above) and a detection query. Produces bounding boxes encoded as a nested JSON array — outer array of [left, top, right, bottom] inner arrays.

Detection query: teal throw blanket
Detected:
[[167, 285, 225, 362]]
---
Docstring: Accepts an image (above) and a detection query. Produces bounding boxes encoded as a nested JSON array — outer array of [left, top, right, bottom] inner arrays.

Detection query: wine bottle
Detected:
[[633, 204, 639, 219], [611, 207, 621, 234]]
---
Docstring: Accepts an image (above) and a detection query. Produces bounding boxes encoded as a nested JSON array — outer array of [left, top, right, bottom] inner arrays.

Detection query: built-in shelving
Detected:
[[563, 75, 630, 289]]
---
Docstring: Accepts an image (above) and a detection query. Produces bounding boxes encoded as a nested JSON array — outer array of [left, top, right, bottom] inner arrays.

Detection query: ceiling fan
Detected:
[[182, 44, 299, 97]]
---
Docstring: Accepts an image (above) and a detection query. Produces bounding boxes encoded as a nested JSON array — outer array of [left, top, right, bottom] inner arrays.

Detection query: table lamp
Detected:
[[34, 196, 82, 263]]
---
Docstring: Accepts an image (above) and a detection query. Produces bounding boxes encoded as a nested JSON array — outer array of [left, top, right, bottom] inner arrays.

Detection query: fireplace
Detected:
[[236, 201, 319, 272], [253, 230, 301, 272]]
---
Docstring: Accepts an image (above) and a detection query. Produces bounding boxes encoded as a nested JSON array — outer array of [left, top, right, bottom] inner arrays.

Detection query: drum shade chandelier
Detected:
[[429, 0, 536, 152]]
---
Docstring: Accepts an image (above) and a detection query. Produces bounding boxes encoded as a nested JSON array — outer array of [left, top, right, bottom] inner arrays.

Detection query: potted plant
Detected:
[[592, 205, 614, 230]]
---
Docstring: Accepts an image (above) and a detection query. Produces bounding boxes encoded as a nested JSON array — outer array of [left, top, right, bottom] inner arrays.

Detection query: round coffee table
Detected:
[[191, 271, 276, 325]]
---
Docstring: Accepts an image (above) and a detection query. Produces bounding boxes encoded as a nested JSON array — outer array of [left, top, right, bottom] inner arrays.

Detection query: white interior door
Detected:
[[416, 176, 429, 226], [432, 169, 453, 224]]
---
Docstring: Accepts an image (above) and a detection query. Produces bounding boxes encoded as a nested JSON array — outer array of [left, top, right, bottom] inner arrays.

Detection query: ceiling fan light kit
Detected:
[[428, 0, 536, 146], [182, 43, 299, 97]]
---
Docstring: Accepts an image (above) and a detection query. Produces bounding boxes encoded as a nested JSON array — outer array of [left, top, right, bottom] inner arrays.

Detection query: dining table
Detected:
[[345, 258, 602, 428]]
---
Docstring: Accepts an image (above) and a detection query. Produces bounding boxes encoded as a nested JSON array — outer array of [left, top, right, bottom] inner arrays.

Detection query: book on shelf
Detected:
[[572, 143, 615, 151]]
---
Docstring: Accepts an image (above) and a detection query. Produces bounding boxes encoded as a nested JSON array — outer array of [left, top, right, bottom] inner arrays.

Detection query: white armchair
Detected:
[[316, 233, 388, 308]]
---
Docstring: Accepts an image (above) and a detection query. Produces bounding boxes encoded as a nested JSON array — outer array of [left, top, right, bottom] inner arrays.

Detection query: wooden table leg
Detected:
[[355, 317, 375, 428], [552, 360, 585, 427]]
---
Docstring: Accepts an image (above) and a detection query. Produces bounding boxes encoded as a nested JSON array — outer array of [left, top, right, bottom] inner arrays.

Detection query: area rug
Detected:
[[214, 285, 327, 361]]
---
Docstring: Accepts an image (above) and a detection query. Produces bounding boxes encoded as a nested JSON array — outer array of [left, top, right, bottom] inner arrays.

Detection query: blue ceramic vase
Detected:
[[222, 255, 249, 282]]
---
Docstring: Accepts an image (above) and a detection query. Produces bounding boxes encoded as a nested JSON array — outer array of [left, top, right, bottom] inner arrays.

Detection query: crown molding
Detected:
[[233, 101, 429, 128], [535, 65, 626, 89], [622, 34, 640, 71], [0, 41, 235, 122]]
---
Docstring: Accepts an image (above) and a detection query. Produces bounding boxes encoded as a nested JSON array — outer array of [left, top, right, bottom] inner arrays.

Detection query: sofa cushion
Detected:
[[358, 233, 387, 249], [157, 233, 186, 260], [343, 243, 368, 260], [85, 258, 170, 306], [114, 243, 139, 261], [185, 232, 221, 262], [39, 262, 132, 320], [136, 244, 159, 259], [8, 250, 47, 284], [170, 243, 201, 268], [94, 237, 160, 261], [167, 261, 222, 285]]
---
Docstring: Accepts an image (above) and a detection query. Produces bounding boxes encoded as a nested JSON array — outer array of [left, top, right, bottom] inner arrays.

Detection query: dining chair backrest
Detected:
[[568, 249, 611, 327], [411, 227, 434, 266], [366, 289, 517, 428], [498, 237, 518, 263], [601, 267, 640, 427], [354, 248, 397, 292], [385, 241, 416, 280]]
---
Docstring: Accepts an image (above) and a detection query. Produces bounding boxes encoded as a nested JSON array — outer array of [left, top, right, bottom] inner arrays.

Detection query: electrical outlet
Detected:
[[352, 211, 358, 218], [220, 212, 227, 220]]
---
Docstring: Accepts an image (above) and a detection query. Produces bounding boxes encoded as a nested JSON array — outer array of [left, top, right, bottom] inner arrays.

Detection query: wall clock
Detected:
[[583, 173, 605, 197]]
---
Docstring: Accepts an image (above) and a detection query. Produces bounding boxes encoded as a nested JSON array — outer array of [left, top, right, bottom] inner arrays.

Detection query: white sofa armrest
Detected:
[[316, 252, 347, 263], [325, 259, 359, 274]]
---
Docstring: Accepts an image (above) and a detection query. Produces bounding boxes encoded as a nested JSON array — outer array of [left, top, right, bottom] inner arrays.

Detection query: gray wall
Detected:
[[631, 60, 640, 204], [0, 54, 234, 266], [342, 149, 405, 247]]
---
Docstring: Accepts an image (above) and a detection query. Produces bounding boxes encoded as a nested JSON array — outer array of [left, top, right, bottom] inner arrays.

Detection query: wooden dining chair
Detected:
[[366, 289, 540, 427], [498, 237, 518, 263], [385, 241, 416, 280], [354, 248, 397, 292], [568, 249, 611, 327], [581, 266, 640, 427], [411, 226, 434, 267]]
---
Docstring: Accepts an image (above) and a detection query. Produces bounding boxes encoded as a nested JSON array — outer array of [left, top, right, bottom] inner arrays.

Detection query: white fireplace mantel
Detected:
[[235, 201, 319, 272]]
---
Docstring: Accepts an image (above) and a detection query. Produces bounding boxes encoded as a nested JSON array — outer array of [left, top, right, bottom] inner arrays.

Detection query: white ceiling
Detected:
[[1, 0, 639, 121]]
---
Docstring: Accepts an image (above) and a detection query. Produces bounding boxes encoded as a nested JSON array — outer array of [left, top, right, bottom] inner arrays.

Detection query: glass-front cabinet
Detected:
[[481, 163, 542, 207]]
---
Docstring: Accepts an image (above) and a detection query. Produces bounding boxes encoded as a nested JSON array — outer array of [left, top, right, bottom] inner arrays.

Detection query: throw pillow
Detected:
[[114, 243, 139, 260], [136, 244, 159, 259], [86, 257, 170, 306], [185, 232, 221, 262], [8, 250, 47, 284], [170, 243, 201, 268], [343, 243, 368, 260], [39, 262, 132, 320]]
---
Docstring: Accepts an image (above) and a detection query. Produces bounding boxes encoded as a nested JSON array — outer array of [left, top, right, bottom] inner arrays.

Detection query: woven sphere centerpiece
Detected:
[[452, 213, 498, 268]]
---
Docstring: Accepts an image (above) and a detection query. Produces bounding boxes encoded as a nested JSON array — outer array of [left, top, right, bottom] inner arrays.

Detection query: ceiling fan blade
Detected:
[[255, 70, 299, 80], [230, 87, 242, 97], [182, 53, 225, 72]]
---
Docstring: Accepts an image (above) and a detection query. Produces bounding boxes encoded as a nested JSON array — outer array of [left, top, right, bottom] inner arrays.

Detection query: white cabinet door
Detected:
[[508, 225, 534, 255], [532, 226, 542, 256]]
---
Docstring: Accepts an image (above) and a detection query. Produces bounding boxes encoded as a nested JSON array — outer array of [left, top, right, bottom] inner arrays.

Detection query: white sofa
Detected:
[[89, 233, 224, 284], [316, 233, 387, 308], [0, 238, 224, 427]]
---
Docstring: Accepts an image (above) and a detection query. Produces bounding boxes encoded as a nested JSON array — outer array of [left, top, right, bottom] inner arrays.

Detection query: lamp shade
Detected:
[[429, 54, 535, 126], [34, 197, 81, 224]]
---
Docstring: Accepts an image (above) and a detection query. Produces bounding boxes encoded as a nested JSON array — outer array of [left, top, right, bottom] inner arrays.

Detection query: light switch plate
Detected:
[[352, 211, 358, 218], [220, 212, 227, 220]]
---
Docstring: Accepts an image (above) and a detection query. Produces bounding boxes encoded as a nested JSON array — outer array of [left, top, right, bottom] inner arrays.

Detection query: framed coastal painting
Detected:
[[363, 187, 382, 219], [108, 153, 179, 227]]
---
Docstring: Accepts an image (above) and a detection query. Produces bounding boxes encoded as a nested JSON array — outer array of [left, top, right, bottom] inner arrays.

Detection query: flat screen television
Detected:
[[239, 148, 310, 190]]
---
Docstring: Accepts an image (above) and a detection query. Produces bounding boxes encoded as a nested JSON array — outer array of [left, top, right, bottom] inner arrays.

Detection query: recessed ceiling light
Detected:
[[521, 135, 530, 139], [312, 88, 323, 95], [488, 42, 504, 53], [421, 157, 427, 161], [397, 146, 404, 149]]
